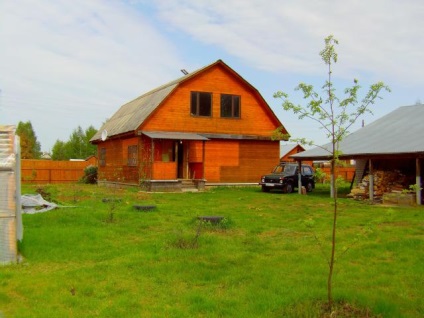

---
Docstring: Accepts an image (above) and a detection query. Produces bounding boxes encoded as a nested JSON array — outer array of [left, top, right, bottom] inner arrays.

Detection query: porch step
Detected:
[[180, 179, 198, 192]]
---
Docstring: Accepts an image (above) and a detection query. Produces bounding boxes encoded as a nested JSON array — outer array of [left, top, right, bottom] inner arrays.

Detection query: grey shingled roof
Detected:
[[291, 104, 424, 160]]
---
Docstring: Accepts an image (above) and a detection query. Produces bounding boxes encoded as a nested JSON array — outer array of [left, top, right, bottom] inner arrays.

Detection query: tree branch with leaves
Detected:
[[274, 35, 390, 310]]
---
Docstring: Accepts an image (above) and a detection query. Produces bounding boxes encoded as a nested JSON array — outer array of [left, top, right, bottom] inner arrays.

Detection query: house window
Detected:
[[221, 94, 240, 118], [128, 145, 138, 166], [191, 92, 212, 117], [99, 148, 106, 167]]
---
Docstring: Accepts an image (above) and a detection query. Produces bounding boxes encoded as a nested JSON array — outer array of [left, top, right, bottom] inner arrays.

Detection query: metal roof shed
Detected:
[[290, 104, 424, 204]]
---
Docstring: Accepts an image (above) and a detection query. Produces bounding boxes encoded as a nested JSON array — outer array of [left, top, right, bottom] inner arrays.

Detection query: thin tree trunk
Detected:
[[327, 143, 338, 308]]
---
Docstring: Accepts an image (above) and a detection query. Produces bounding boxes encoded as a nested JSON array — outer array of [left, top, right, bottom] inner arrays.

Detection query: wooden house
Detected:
[[280, 143, 313, 166], [280, 144, 305, 162], [90, 60, 288, 191]]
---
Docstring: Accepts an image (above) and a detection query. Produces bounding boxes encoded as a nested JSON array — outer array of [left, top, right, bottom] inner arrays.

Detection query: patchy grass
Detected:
[[0, 183, 422, 317]]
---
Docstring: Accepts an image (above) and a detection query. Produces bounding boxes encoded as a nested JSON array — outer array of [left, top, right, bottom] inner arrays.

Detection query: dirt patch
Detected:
[[377, 221, 411, 228], [320, 301, 382, 318]]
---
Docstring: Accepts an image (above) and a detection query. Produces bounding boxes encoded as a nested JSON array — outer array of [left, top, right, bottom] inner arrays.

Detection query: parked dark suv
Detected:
[[259, 163, 315, 193]]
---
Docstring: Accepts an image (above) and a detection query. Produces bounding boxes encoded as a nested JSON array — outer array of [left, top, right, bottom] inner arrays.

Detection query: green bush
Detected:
[[80, 165, 98, 184], [314, 167, 327, 183]]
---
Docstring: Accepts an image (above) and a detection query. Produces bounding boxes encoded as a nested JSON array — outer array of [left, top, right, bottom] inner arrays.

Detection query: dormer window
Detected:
[[221, 94, 240, 118], [191, 91, 212, 117]]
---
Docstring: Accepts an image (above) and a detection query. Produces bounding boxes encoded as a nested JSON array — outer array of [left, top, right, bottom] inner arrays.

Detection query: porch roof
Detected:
[[140, 131, 209, 141]]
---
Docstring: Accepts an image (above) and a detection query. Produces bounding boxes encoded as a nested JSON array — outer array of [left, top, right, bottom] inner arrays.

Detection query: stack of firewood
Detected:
[[347, 170, 409, 200]]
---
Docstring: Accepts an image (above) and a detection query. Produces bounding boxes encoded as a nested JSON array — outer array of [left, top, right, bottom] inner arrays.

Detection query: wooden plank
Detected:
[[21, 159, 96, 184], [152, 162, 177, 180], [321, 167, 356, 182], [205, 139, 279, 182]]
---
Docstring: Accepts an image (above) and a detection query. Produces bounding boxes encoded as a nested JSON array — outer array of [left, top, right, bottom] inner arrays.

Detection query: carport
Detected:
[[290, 104, 424, 205]]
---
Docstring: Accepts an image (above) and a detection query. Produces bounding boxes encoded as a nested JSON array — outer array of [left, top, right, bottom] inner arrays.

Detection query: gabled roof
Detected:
[[280, 143, 304, 158], [91, 59, 284, 142], [291, 104, 424, 160]]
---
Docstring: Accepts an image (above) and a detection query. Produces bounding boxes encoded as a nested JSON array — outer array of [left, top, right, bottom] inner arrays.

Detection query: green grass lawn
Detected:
[[1, 183, 423, 317]]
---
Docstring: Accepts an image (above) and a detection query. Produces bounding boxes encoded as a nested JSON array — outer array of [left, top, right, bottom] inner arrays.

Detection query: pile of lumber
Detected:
[[347, 170, 409, 201]]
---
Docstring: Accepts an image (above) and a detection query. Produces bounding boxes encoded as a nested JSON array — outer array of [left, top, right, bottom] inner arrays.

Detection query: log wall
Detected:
[[97, 137, 141, 184]]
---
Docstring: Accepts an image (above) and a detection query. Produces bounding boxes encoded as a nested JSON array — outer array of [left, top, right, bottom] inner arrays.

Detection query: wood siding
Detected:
[[204, 139, 279, 182], [152, 162, 177, 179], [97, 137, 140, 183], [141, 64, 282, 136]]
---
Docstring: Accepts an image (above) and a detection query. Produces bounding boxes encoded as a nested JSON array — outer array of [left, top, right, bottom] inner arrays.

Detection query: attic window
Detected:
[[221, 94, 240, 118], [191, 92, 212, 117]]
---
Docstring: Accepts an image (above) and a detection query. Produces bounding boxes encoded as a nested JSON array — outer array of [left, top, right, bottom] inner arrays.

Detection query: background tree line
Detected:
[[16, 121, 97, 160]]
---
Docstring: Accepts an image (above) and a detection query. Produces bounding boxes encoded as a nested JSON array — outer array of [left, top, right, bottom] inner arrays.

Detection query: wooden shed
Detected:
[[291, 104, 424, 205], [90, 60, 288, 191]]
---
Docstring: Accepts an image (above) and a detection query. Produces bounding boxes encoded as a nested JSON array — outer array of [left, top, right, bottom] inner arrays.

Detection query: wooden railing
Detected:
[[152, 161, 177, 180]]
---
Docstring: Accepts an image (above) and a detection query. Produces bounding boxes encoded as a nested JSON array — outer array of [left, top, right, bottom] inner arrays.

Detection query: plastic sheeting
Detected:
[[21, 194, 58, 214], [0, 153, 15, 170]]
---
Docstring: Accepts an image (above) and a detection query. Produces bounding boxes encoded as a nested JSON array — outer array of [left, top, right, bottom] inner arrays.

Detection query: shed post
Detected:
[[368, 159, 374, 202], [297, 161, 302, 194], [416, 158, 422, 206]]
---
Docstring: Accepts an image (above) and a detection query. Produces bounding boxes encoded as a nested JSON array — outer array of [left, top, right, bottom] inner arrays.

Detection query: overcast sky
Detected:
[[1, 0, 422, 152]]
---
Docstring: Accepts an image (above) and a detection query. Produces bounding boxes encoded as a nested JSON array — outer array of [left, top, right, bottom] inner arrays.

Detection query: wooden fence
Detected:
[[20, 158, 355, 185], [21, 157, 97, 184], [320, 166, 356, 182]]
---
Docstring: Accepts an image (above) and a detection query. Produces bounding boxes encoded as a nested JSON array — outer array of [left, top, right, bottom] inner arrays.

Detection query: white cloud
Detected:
[[0, 0, 184, 150], [0, 0, 422, 151], [155, 0, 424, 84]]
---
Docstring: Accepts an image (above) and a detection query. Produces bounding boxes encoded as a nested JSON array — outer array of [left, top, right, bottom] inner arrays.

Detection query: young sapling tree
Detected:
[[274, 35, 390, 309]]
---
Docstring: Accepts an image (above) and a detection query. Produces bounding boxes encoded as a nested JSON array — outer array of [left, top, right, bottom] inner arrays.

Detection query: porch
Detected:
[[141, 178, 206, 192]]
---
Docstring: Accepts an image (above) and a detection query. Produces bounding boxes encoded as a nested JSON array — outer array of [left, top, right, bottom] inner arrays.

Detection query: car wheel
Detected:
[[262, 186, 270, 192], [306, 182, 313, 192], [284, 183, 293, 194]]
